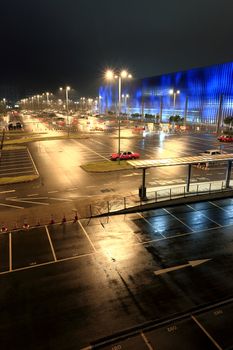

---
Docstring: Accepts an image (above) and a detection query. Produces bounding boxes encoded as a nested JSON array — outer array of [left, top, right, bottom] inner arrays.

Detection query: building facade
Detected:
[[99, 61, 233, 125]]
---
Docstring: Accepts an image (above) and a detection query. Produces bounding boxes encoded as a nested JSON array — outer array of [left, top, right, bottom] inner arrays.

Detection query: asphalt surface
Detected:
[[1, 198, 233, 349]]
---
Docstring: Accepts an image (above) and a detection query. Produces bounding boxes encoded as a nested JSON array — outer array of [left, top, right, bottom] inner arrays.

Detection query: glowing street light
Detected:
[[169, 89, 180, 115], [60, 86, 71, 136], [105, 69, 132, 164]]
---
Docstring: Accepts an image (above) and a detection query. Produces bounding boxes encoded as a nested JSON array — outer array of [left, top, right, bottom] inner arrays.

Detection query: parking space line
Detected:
[[0, 170, 35, 176], [141, 332, 154, 350], [163, 208, 194, 231], [27, 148, 39, 175], [45, 226, 57, 261], [191, 316, 223, 350], [0, 202, 24, 209], [208, 201, 229, 212], [78, 220, 97, 252], [0, 250, 95, 276], [137, 212, 166, 238], [9, 233, 12, 271], [187, 204, 222, 227]]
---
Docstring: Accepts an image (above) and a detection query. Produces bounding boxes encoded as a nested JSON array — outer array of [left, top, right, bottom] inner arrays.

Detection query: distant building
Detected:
[[99, 61, 233, 125]]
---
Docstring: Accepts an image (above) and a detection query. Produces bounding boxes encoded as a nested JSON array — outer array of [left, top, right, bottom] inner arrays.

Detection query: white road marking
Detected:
[[137, 212, 166, 238], [209, 201, 229, 212], [0, 190, 15, 194], [192, 316, 223, 350], [154, 259, 211, 275], [0, 170, 35, 176], [67, 188, 78, 191], [187, 204, 221, 227], [72, 139, 110, 161], [0, 166, 33, 171], [27, 193, 39, 197], [27, 148, 39, 175], [0, 250, 95, 276], [0, 202, 24, 209], [78, 220, 97, 252], [45, 226, 57, 261], [141, 332, 154, 349], [7, 198, 49, 206], [163, 208, 194, 231], [48, 190, 58, 193], [9, 233, 12, 271], [49, 197, 73, 202]]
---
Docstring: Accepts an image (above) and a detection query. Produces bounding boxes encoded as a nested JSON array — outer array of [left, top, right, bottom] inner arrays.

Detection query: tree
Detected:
[[224, 116, 233, 130]]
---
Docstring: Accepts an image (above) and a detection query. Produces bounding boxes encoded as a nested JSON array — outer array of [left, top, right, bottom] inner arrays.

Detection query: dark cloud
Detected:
[[1, 0, 233, 99]]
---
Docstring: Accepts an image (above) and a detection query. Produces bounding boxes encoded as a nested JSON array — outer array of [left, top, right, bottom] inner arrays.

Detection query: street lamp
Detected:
[[169, 89, 180, 116], [105, 69, 132, 164], [60, 86, 71, 136], [122, 94, 129, 114]]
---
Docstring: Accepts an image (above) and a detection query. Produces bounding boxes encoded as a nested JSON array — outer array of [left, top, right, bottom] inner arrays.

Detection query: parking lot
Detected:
[[1, 198, 233, 349], [0, 148, 38, 178]]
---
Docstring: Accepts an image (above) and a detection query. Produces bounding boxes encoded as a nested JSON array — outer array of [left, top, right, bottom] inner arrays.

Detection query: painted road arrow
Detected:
[[154, 259, 211, 276]]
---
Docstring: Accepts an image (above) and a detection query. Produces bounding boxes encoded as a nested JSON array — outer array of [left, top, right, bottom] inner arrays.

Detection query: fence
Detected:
[[89, 181, 229, 217]]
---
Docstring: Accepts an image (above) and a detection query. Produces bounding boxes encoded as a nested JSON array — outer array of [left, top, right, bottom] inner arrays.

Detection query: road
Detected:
[[1, 198, 233, 349], [0, 128, 233, 217]]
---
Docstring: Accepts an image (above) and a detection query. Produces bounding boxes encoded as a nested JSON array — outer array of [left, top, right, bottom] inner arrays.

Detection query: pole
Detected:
[[216, 94, 223, 135], [0, 128, 5, 159], [118, 77, 121, 165], [160, 96, 163, 122], [184, 96, 188, 127], [66, 88, 69, 137]]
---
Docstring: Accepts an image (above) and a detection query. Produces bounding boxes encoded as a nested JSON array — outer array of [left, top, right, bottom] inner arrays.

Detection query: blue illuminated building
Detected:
[[99, 61, 233, 124]]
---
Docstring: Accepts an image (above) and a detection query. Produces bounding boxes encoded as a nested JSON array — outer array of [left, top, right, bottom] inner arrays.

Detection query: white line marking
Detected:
[[137, 212, 166, 238], [154, 259, 211, 275], [9, 233, 12, 271], [48, 190, 58, 193], [192, 316, 223, 350], [187, 204, 221, 227], [0, 190, 15, 194], [45, 226, 57, 261], [78, 220, 97, 252], [209, 201, 229, 212], [7, 198, 49, 206], [67, 187, 78, 191], [141, 332, 154, 350], [27, 148, 39, 175], [0, 251, 95, 275], [0, 170, 35, 176], [27, 193, 39, 197], [163, 208, 194, 231], [49, 197, 73, 202], [0, 202, 24, 209]]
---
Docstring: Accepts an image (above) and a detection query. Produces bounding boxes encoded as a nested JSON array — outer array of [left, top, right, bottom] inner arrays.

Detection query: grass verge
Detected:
[[81, 160, 133, 172], [0, 174, 39, 185]]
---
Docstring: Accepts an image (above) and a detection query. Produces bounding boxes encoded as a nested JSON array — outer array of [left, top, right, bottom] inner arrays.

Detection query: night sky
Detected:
[[1, 0, 233, 99]]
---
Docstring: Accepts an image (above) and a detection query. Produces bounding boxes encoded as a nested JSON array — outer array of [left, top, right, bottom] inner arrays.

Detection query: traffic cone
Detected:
[[61, 215, 66, 224], [73, 212, 78, 223], [23, 222, 29, 230], [1, 224, 7, 233], [49, 215, 55, 225]]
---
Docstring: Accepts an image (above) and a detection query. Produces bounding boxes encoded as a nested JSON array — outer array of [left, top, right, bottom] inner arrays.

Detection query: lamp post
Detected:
[[105, 69, 132, 164], [60, 86, 71, 136], [169, 89, 180, 116]]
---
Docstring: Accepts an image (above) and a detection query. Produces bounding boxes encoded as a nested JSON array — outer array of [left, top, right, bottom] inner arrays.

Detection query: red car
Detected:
[[218, 135, 233, 142], [110, 151, 140, 161]]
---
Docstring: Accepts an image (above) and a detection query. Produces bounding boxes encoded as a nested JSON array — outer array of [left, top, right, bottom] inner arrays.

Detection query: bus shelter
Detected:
[[127, 153, 233, 200]]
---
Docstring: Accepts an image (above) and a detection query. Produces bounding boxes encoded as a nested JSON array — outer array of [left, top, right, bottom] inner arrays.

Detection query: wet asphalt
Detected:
[[1, 198, 233, 349]]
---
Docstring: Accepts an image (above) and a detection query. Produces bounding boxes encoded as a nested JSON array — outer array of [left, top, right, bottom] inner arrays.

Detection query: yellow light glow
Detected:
[[120, 70, 128, 78], [169, 89, 174, 95], [105, 70, 114, 80]]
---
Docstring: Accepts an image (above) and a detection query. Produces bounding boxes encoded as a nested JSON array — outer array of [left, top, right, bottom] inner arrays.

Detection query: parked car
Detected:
[[110, 151, 140, 161], [218, 134, 233, 142]]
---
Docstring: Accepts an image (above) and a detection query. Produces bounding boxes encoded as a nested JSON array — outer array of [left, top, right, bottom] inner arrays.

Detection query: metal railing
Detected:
[[89, 181, 229, 217]]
